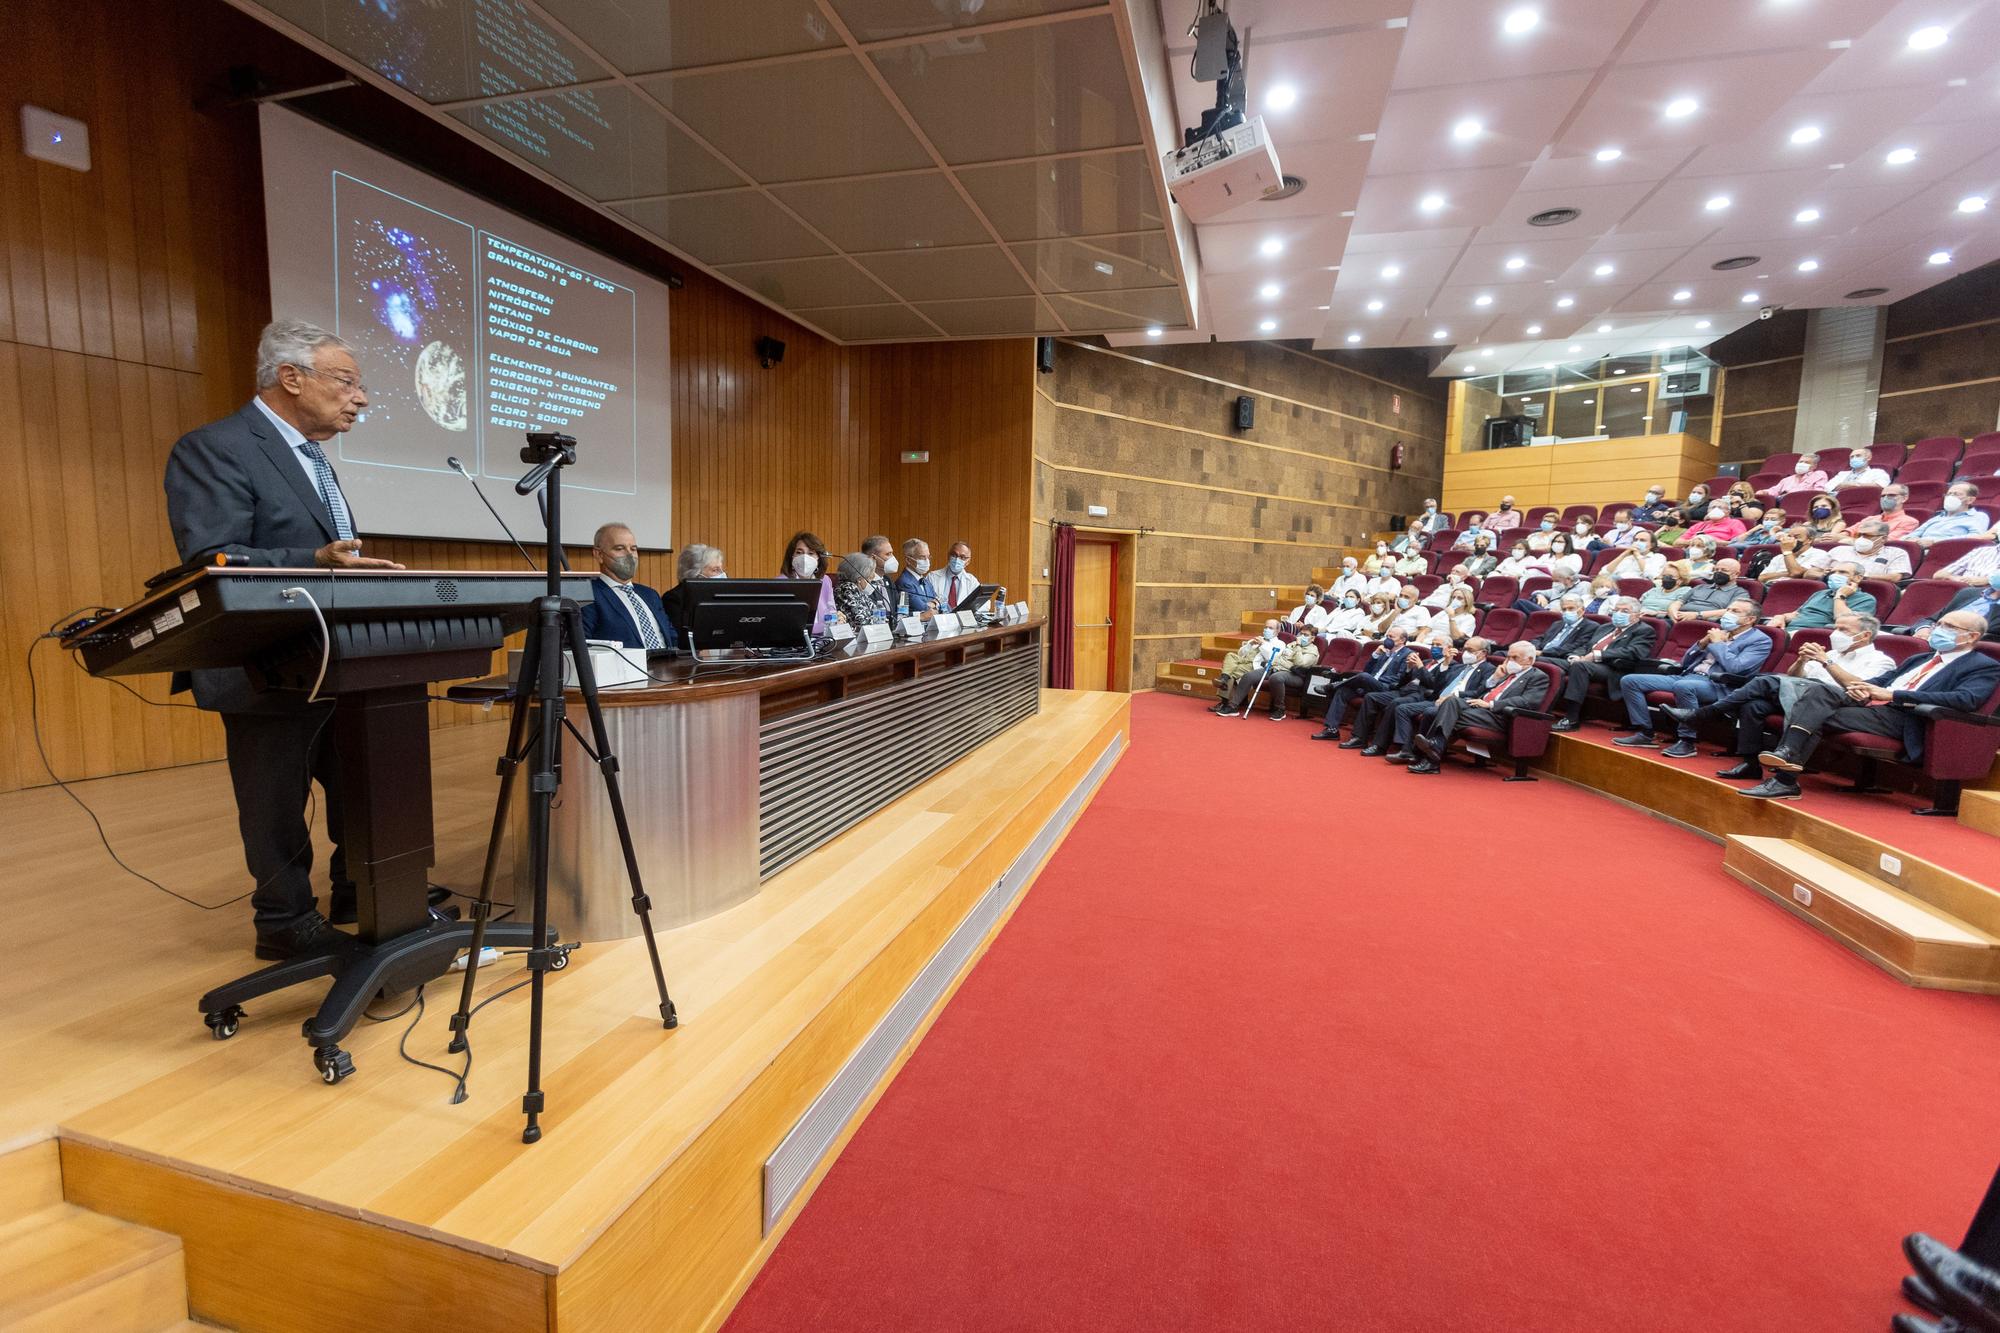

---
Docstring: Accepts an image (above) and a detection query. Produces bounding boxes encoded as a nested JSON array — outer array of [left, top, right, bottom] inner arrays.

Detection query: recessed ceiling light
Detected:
[[1664, 96, 1699, 120], [1696, 319, 1712, 329], [1093, 261, 1116, 275], [1259, 282, 1282, 299], [1452, 118, 1483, 142], [1672, 289, 1692, 301], [1593, 262, 1615, 276], [1795, 207, 1821, 223], [1433, 328, 1449, 339], [1556, 296, 1575, 308], [1929, 250, 1953, 265], [1506, 256, 1527, 271], [1740, 291, 1760, 302], [1475, 294, 1494, 306], [1594, 146, 1622, 162], [1419, 193, 1447, 213], [1613, 367, 1627, 374], [1502, 6, 1540, 36], [1704, 194, 1732, 212], [1908, 24, 1949, 50], [1463, 363, 1479, 372], [1381, 263, 1402, 279], [1266, 84, 1299, 112], [1796, 258, 1819, 272], [1597, 322, 1612, 332], [1525, 324, 1543, 335], [1346, 332, 1362, 343], [1886, 146, 1918, 165], [1259, 318, 1278, 332], [1366, 298, 1385, 312], [1789, 125, 1822, 146], [1582, 397, 1595, 405], [1145, 327, 1163, 338], [1260, 237, 1285, 257], [1568, 344, 1582, 353], [1959, 195, 1988, 213]]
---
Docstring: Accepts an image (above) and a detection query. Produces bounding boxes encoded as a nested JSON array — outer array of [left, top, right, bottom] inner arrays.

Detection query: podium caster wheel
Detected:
[[548, 948, 570, 971], [314, 1046, 355, 1085], [204, 1006, 245, 1041]]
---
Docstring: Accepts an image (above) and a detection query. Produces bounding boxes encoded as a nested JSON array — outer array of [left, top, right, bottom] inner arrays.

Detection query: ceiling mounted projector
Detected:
[[1164, 116, 1285, 222]]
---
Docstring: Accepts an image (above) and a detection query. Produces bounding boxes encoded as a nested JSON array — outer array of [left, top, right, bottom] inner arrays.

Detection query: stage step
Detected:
[[1723, 836, 2000, 991], [0, 1200, 190, 1332], [1156, 659, 1226, 697], [1960, 790, 2000, 839], [1202, 632, 1252, 656]]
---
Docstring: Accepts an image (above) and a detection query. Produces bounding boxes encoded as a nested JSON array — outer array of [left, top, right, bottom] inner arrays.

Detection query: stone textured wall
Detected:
[[1031, 338, 1446, 685]]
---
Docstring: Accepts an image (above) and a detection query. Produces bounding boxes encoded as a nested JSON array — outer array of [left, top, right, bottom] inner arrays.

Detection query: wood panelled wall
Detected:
[[0, 0, 1034, 793], [1030, 338, 1447, 687], [1713, 263, 2000, 467]]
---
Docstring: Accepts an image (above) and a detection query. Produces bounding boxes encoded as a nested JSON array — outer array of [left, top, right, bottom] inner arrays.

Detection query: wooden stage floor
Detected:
[[1, 688, 1130, 1331]]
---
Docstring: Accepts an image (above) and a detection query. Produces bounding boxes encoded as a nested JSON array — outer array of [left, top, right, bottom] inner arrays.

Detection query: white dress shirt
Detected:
[[1330, 571, 1369, 598], [1801, 643, 1895, 688], [1286, 601, 1331, 630], [1827, 466, 1891, 491], [252, 396, 350, 507], [1825, 543, 1911, 579], [927, 566, 984, 610]]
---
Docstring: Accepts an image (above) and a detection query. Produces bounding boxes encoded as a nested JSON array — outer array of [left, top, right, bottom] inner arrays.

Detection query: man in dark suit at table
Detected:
[[163, 319, 403, 961], [579, 522, 674, 651]]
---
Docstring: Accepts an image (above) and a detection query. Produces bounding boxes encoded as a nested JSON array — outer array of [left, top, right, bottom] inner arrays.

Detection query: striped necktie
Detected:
[[617, 584, 664, 649], [297, 439, 354, 541]]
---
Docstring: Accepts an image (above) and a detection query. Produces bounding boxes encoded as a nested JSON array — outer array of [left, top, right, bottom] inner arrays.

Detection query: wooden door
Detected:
[[1072, 540, 1115, 689]]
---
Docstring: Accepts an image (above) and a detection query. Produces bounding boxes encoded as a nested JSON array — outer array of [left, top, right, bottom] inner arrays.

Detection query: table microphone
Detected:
[[445, 456, 539, 571]]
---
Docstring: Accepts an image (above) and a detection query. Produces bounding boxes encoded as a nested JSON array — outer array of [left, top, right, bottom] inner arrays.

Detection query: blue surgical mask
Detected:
[[1929, 627, 1962, 653], [1561, 609, 1580, 623], [1988, 572, 2000, 592], [1262, 626, 1277, 640], [1611, 610, 1631, 627], [1849, 454, 1868, 470], [947, 555, 967, 575], [1826, 573, 1848, 591], [1719, 613, 1740, 630], [1431, 644, 1445, 659], [1343, 596, 1359, 607], [1880, 496, 1900, 513], [1540, 519, 1555, 531]]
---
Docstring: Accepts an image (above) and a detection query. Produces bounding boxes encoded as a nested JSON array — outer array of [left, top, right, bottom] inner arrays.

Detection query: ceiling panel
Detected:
[[713, 255, 897, 308], [1197, 213, 1351, 278], [957, 150, 1165, 241], [1619, 0, 1893, 63], [1364, 75, 1597, 177], [1801, 0, 2000, 94], [1243, 134, 1376, 221], [771, 171, 993, 252], [1170, 26, 1407, 141], [916, 296, 1065, 335], [1010, 233, 1179, 292], [534, 0, 839, 74], [1349, 164, 1536, 234], [873, 14, 1144, 164], [611, 191, 833, 264], [798, 304, 941, 340], [1443, 235, 1598, 288], [853, 245, 1035, 301], [1556, 49, 1841, 156], [832, 0, 1106, 44], [1388, 0, 1646, 91], [256, 0, 610, 104], [450, 86, 742, 202]]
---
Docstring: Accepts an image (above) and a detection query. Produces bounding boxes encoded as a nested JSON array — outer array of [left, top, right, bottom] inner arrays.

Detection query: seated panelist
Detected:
[[782, 530, 838, 633], [895, 538, 941, 618], [833, 552, 882, 627], [928, 540, 983, 612], [579, 522, 674, 651], [665, 542, 724, 636]]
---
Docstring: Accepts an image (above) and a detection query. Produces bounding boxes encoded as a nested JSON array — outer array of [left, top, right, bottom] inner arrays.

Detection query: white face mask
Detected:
[[912, 557, 931, 576], [1828, 630, 1855, 654], [1852, 539, 1876, 554], [1795, 462, 1811, 474], [1595, 587, 1616, 599], [882, 554, 899, 575], [1377, 545, 1390, 556], [1944, 494, 1967, 512], [791, 552, 817, 578], [1463, 649, 1483, 664]]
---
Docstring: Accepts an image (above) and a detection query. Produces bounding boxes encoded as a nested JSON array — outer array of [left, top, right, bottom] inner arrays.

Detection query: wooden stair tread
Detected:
[[1732, 837, 1996, 947], [1960, 790, 2000, 839], [0, 1202, 181, 1323]]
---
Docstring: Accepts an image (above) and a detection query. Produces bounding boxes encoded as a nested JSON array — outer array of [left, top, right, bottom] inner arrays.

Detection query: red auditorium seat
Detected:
[[1315, 636, 1366, 675], [1868, 443, 1908, 471], [1656, 543, 1687, 562], [1476, 576, 1519, 608], [1860, 579, 1901, 620], [1906, 436, 1963, 460], [1451, 661, 1567, 780], [1904, 481, 1946, 511], [1895, 459, 1956, 486], [1764, 452, 1802, 471], [1919, 538, 1990, 578], [1517, 575, 1552, 603], [1428, 550, 1460, 575], [1615, 578, 1652, 597], [1458, 509, 1490, 528], [1412, 573, 1442, 598], [1596, 500, 1641, 516], [1889, 540, 1925, 573], [1521, 609, 1560, 639], [1657, 619, 1714, 660], [1522, 505, 1559, 528], [1835, 485, 1882, 516], [1812, 642, 2000, 815], [1970, 432, 2000, 451], [1583, 548, 1620, 575], [1476, 607, 1526, 643], [1560, 504, 1598, 525], [1779, 490, 1830, 519], [1887, 580, 1964, 631], [1774, 627, 1827, 673]]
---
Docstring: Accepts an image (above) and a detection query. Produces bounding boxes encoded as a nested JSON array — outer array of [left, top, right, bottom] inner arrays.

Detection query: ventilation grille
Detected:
[[432, 578, 459, 603], [1711, 255, 1760, 271], [1261, 174, 1307, 200], [1526, 207, 1580, 227], [761, 728, 1126, 1235], [1845, 287, 1889, 300]]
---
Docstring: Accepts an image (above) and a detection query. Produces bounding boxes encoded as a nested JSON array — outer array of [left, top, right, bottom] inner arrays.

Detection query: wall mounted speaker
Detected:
[[1036, 337, 1055, 373], [755, 336, 786, 368], [1234, 395, 1255, 430]]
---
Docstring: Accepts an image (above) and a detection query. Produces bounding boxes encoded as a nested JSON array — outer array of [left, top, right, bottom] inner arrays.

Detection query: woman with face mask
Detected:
[[1544, 532, 1584, 579], [1322, 590, 1371, 638], [1605, 532, 1665, 581], [1639, 562, 1693, 615], [1584, 579, 1621, 614], [780, 530, 838, 635], [1364, 541, 1394, 575], [1805, 498, 1845, 538], [1431, 586, 1478, 643], [1496, 542, 1538, 577], [1287, 583, 1331, 631]]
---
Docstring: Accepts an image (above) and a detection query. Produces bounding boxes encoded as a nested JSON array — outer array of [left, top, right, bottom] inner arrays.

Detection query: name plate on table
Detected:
[[860, 622, 893, 645], [932, 612, 963, 635], [829, 622, 856, 642], [899, 614, 925, 638], [1008, 601, 1030, 622]]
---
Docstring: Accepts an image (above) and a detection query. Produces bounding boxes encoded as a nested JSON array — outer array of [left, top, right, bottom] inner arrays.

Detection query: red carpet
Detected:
[[725, 693, 2000, 1332]]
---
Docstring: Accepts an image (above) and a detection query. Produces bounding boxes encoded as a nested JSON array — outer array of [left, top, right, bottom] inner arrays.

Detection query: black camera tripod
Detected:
[[447, 431, 677, 1144]]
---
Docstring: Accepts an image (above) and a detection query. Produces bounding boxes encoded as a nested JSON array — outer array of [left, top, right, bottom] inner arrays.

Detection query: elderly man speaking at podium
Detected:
[[163, 319, 404, 962]]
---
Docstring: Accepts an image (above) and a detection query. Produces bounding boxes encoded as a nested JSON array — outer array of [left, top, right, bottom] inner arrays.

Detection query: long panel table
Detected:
[[508, 618, 1045, 941]]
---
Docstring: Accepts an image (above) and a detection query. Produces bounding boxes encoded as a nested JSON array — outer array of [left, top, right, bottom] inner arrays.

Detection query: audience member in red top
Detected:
[[1840, 482, 1919, 541], [1769, 459, 1829, 497], [1485, 496, 1523, 532], [1682, 499, 1748, 544]]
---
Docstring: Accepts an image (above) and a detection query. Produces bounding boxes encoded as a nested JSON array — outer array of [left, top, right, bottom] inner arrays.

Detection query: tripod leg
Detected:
[[561, 607, 678, 1031], [448, 617, 541, 1054], [521, 598, 566, 1144]]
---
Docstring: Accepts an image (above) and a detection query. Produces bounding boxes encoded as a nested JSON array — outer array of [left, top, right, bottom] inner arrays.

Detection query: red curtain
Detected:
[[1048, 522, 1076, 688]]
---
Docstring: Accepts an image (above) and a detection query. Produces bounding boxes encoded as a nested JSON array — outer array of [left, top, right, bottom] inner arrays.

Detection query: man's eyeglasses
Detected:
[[291, 364, 368, 396]]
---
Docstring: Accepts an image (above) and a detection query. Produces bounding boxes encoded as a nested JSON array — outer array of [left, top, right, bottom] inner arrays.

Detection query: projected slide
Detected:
[[260, 106, 670, 547]]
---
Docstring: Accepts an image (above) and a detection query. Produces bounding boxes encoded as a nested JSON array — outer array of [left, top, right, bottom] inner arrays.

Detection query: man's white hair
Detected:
[[255, 319, 351, 390]]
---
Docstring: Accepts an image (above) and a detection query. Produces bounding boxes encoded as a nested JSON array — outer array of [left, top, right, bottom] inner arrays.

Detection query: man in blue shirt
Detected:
[[1613, 597, 1773, 758], [893, 537, 942, 619], [1908, 482, 1989, 548]]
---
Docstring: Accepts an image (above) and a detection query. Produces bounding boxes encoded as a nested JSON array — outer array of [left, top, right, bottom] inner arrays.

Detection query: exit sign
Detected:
[[902, 450, 930, 463]]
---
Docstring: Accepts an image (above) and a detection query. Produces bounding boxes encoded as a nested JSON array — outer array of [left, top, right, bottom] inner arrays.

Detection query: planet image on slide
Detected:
[[413, 339, 468, 432]]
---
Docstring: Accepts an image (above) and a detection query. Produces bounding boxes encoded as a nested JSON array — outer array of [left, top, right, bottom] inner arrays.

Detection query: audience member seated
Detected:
[[1908, 482, 1990, 548], [1936, 535, 2000, 586], [1363, 541, 1395, 575], [1524, 515, 1559, 554], [1405, 640, 1546, 775], [1349, 636, 1485, 756], [894, 538, 942, 618], [1654, 509, 1692, 545], [1729, 508, 1784, 555], [1391, 544, 1429, 577], [1416, 498, 1449, 537], [1461, 535, 1501, 576], [1827, 447, 1892, 491], [1330, 557, 1369, 599], [1429, 584, 1479, 642], [1358, 593, 1398, 638], [1738, 611, 2000, 800], [1592, 508, 1640, 551], [1604, 532, 1666, 581], [1321, 590, 1373, 637], [928, 540, 983, 613], [1214, 619, 1281, 696], [1827, 521, 1912, 579], [1581, 576, 1623, 616], [782, 530, 837, 632], [860, 534, 902, 622], [1840, 482, 1920, 540], [1764, 564, 1875, 628], [1486, 495, 1524, 532], [1684, 500, 1747, 545], [1724, 480, 1759, 516], [580, 521, 674, 650], [1641, 564, 1695, 615], [1421, 569, 1466, 608], [1631, 486, 1673, 524], [1544, 532, 1585, 578], [1758, 526, 1828, 582], [1451, 517, 1488, 551], [1803, 497, 1846, 540], [1390, 521, 1428, 555], [1214, 624, 1319, 719], [1530, 595, 1603, 660], [1682, 535, 1720, 579], [1614, 598, 1772, 757], [1366, 564, 1403, 599], [833, 552, 883, 628], [1769, 457, 1830, 497], [1566, 513, 1597, 549], [1286, 583, 1330, 631], [1496, 540, 1541, 577], [1671, 560, 1746, 622], [1388, 585, 1430, 636], [1515, 568, 1583, 614], [1310, 628, 1414, 739], [1669, 613, 1896, 780], [1358, 637, 1498, 762], [665, 541, 725, 633], [1919, 572, 2000, 638], [1683, 482, 1715, 515], [1551, 598, 1657, 731]]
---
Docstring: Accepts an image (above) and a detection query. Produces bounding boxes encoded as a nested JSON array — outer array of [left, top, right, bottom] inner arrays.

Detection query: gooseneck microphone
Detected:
[[445, 456, 539, 571]]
